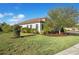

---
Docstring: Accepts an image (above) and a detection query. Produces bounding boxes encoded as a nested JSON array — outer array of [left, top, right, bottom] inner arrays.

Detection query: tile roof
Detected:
[[19, 18, 47, 25]]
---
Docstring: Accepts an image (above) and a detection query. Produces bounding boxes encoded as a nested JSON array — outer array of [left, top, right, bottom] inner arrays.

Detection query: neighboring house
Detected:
[[19, 18, 47, 33]]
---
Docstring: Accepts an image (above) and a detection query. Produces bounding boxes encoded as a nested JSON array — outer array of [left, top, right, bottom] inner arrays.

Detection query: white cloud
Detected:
[[4, 13, 14, 16], [17, 14, 25, 18], [8, 14, 25, 25], [0, 13, 25, 25], [9, 13, 14, 16], [0, 19, 3, 23], [13, 16, 16, 19], [13, 14, 25, 19], [9, 18, 21, 25], [0, 13, 4, 18], [11, 14, 25, 23], [0, 13, 14, 19], [10, 19, 19, 22]]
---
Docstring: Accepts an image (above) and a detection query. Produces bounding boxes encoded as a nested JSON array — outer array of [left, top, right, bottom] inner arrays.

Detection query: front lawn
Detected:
[[0, 32, 79, 55]]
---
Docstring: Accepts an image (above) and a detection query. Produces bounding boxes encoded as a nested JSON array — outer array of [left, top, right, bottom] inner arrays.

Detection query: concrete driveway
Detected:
[[66, 31, 79, 35]]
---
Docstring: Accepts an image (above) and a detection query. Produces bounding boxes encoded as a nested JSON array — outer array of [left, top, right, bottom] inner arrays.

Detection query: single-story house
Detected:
[[19, 18, 47, 33]]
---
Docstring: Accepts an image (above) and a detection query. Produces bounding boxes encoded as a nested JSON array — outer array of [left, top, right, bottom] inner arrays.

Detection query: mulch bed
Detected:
[[46, 34, 67, 37], [45, 32, 79, 37], [44, 32, 68, 37], [45, 33, 68, 36]]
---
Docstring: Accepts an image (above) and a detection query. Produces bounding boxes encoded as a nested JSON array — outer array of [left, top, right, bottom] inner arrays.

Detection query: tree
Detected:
[[1, 22, 7, 26], [45, 7, 79, 34], [43, 19, 54, 33], [2, 24, 11, 32], [0, 23, 2, 32], [0, 22, 11, 32]]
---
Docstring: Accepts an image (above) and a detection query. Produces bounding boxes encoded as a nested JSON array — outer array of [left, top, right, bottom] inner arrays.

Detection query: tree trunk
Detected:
[[59, 30, 61, 35]]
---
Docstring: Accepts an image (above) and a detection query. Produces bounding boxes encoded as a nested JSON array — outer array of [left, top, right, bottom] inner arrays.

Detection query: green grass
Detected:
[[0, 32, 79, 55]]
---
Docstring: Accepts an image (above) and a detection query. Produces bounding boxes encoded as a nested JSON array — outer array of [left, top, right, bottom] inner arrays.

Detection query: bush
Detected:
[[27, 28, 32, 33], [2, 25, 11, 33], [31, 29, 39, 34], [21, 28, 27, 33], [21, 28, 32, 33], [13, 24, 21, 38], [0, 27, 2, 32], [21, 27, 39, 34], [60, 27, 64, 33]]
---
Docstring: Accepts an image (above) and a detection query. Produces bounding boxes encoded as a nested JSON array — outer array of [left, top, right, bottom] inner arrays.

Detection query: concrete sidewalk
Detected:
[[55, 43, 79, 55]]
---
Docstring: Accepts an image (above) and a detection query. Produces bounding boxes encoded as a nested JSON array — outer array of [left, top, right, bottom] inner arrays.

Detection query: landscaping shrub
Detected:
[[0, 27, 2, 32], [60, 27, 64, 33], [21, 27, 32, 33], [13, 24, 21, 38], [21, 28, 27, 33], [2, 25, 11, 33], [32, 29, 39, 34], [27, 28, 32, 33], [21, 27, 39, 34], [21, 28, 31, 33]]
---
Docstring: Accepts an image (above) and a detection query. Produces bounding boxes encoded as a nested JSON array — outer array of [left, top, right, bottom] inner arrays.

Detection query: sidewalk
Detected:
[[55, 43, 79, 55]]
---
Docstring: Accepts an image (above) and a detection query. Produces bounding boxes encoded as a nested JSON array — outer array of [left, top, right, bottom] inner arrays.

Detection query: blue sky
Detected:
[[0, 3, 79, 25]]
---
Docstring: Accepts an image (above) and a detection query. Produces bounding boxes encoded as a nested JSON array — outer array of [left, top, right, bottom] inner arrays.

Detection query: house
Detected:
[[19, 18, 47, 33]]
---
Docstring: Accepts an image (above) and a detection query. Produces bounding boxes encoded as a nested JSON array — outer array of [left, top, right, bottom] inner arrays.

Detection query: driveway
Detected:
[[66, 31, 79, 35], [55, 43, 79, 55]]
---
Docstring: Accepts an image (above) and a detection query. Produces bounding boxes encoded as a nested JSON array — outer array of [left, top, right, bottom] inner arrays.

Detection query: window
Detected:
[[30, 25, 32, 29], [41, 23, 43, 30], [27, 25, 28, 28], [36, 24, 38, 30]]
